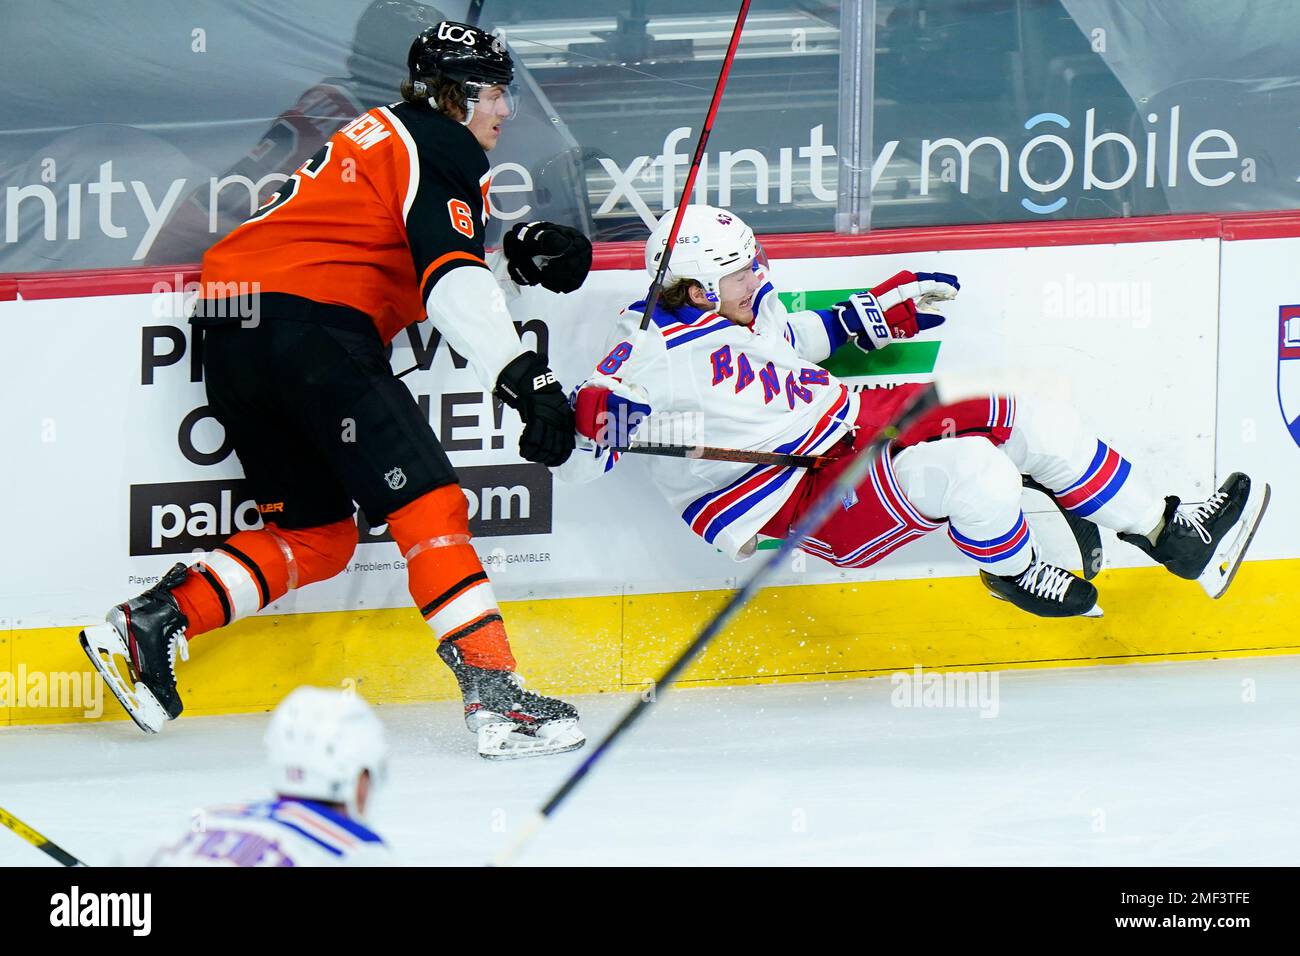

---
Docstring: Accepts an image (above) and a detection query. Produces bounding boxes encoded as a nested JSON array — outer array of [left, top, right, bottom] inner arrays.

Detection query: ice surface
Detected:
[[2, 656, 1297, 866]]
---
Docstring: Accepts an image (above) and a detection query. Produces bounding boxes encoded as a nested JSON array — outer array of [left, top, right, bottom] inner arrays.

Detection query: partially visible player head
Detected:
[[265, 686, 389, 821], [403, 20, 516, 151], [349, 1, 445, 94], [646, 205, 767, 326]]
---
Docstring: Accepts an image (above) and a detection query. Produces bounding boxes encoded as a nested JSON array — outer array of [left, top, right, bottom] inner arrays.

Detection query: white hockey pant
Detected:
[[892, 398, 1165, 576]]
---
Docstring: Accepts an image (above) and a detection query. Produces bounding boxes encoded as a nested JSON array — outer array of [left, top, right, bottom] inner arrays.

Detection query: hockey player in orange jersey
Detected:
[[81, 21, 591, 759], [144, 1, 452, 266]]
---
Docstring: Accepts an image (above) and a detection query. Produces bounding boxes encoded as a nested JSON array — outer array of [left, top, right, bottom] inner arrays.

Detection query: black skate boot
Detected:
[[1118, 472, 1270, 599], [437, 639, 585, 760], [79, 562, 191, 733], [980, 550, 1103, 618]]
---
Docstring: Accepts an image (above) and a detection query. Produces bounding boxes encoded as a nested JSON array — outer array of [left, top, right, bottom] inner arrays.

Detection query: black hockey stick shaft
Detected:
[[614, 442, 830, 470], [493, 384, 940, 865], [1022, 476, 1103, 579], [0, 806, 87, 867], [638, 0, 752, 332]]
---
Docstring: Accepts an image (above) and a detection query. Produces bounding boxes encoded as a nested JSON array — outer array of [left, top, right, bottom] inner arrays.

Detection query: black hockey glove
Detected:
[[502, 221, 593, 294], [495, 351, 577, 467]]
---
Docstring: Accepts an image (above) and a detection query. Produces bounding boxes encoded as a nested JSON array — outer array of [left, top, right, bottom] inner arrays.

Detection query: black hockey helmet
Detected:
[[407, 20, 513, 89]]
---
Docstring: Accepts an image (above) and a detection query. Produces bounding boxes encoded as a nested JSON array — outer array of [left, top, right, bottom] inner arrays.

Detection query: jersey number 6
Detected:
[[448, 199, 475, 238]]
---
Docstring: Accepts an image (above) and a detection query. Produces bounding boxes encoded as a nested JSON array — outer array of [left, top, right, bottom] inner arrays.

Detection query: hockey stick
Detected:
[[492, 383, 939, 866], [0, 806, 87, 867], [613, 442, 830, 470], [574, 5, 769, 469], [638, 0, 752, 333], [1022, 476, 1103, 580], [613, 456, 1104, 567]]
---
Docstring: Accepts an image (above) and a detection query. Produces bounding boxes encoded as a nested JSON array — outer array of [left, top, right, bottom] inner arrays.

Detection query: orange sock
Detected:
[[171, 517, 357, 638], [388, 486, 517, 671], [173, 529, 288, 636]]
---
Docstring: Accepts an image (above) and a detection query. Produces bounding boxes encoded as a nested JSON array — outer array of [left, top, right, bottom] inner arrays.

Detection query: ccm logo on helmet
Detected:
[[437, 22, 478, 45]]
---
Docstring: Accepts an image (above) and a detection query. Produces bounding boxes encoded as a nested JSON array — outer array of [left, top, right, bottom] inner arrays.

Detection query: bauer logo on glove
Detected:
[[834, 270, 960, 352]]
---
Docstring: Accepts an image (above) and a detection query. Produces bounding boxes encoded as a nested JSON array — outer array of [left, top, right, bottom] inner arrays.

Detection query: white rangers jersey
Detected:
[[148, 798, 394, 867], [555, 271, 858, 559]]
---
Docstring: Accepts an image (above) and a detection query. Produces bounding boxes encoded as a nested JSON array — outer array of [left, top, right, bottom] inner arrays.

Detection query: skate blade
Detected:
[[1198, 481, 1271, 599], [985, 590, 1104, 619], [78, 624, 168, 734], [477, 718, 587, 761]]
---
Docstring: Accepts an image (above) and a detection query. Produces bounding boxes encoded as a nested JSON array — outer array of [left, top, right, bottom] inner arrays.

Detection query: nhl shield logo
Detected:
[[384, 467, 407, 490], [1277, 305, 1300, 448]]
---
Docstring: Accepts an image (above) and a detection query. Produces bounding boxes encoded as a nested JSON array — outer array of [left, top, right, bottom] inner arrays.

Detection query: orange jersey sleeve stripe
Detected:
[[419, 250, 486, 294]]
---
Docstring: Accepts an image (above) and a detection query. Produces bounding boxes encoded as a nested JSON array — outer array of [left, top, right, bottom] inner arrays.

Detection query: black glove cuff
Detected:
[[505, 259, 532, 288]]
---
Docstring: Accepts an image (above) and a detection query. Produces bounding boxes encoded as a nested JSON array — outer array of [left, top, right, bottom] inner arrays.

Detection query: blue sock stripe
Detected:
[[948, 513, 1028, 549], [1061, 439, 1108, 494], [1068, 457, 1131, 517]]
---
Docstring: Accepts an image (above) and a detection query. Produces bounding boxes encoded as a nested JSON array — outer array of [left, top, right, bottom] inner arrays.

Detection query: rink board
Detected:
[[5, 218, 1300, 725], [5, 559, 1298, 726], [1, 237, 1220, 627]]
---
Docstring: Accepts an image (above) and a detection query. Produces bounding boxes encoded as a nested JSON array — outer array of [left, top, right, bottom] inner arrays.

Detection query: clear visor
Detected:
[[465, 81, 519, 121]]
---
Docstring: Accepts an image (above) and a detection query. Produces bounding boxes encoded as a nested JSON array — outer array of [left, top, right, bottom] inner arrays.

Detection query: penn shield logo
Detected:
[[1278, 304, 1300, 448]]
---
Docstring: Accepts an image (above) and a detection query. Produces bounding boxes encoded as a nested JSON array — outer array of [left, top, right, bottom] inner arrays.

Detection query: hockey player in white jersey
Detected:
[[556, 205, 1270, 617], [149, 687, 393, 866]]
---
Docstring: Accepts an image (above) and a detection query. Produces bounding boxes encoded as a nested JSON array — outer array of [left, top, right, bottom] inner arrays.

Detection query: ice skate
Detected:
[[79, 562, 191, 733], [980, 550, 1103, 618], [437, 641, 585, 760], [1118, 472, 1270, 599]]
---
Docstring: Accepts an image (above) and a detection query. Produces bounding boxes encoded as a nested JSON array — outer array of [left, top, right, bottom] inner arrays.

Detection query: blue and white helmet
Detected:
[[645, 205, 762, 303]]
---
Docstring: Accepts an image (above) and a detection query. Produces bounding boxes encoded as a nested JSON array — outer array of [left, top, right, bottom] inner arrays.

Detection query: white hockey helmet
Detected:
[[645, 204, 764, 304], [265, 686, 388, 820]]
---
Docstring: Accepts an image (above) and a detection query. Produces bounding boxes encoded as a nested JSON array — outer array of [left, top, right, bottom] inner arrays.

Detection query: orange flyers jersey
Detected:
[[199, 101, 492, 343]]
